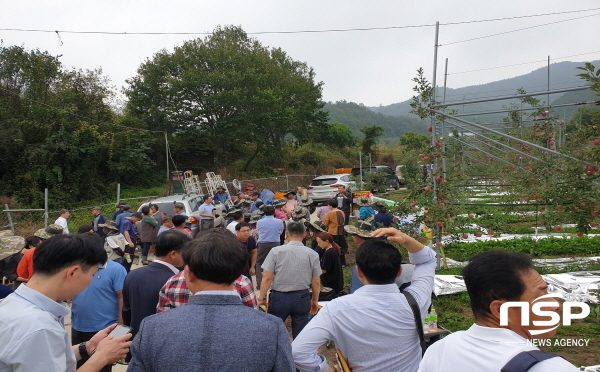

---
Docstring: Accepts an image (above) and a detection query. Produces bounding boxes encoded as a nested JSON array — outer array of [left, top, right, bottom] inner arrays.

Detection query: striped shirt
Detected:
[[292, 246, 437, 372], [156, 272, 257, 311], [261, 241, 321, 292]]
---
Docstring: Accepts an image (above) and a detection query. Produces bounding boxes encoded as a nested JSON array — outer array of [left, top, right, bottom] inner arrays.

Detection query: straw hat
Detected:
[[99, 221, 119, 231], [272, 198, 287, 208], [298, 197, 313, 207], [310, 220, 327, 233], [291, 207, 309, 220], [356, 197, 374, 207], [34, 224, 64, 239], [344, 221, 375, 238]]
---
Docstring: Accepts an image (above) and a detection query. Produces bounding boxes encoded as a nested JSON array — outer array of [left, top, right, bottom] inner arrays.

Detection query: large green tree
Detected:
[[125, 25, 328, 171], [359, 125, 385, 157], [0, 45, 155, 207]]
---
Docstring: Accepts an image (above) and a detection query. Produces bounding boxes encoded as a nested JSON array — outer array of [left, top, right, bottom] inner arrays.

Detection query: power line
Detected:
[[443, 82, 588, 101], [441, 13, 600, 46], [448, 50, 600, 75], [0, 8, 599, 36], [0, 85, 162, 133]]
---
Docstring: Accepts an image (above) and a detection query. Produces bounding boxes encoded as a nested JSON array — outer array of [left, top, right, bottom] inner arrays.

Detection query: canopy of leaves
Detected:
[[125, 25, 328, 171], [0, 45, 155, 207]]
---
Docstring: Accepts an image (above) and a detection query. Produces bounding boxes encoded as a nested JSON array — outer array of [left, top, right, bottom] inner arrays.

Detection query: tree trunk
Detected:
[[242, 144, 260, 172]]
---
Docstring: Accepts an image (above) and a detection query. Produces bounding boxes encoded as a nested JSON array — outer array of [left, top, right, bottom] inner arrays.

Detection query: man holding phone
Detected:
[[0, 234, 131, 372], [71, 258, 127, 372]]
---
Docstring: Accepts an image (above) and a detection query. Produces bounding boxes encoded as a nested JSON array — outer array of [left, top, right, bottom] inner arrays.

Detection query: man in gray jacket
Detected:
[[127, 229, 294, 372]]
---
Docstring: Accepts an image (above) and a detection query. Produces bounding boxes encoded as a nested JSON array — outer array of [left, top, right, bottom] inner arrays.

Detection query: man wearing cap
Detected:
[[16, 224, 63, 280], [92, 207, 108, 238], [198, 195, 216, 231], [54, 209, 71, 234], [213, 186, 229, 204], [100, 221, 127, 265], [114, 205, 133, 228], [255, 205, 284, 288], [120, 213, 142, 272], [249, 192, 263, 213], [258, 221, 321, 339], [292, 228, 436, 372], [112, 203, 126, 221]]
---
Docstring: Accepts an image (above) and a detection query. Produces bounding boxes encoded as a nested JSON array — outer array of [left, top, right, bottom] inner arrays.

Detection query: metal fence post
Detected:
[[286, 175, 289, 191], [117, 183, 121, 205], [4, 204, 14, 234], [44, 188, 48, 228]]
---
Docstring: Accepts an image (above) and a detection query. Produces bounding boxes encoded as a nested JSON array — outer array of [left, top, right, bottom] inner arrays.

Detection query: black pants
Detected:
[[71, 329, 113, 372]]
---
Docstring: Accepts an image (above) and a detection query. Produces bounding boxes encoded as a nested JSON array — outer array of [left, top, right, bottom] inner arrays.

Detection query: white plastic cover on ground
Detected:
[[435, 268, 600, 303]]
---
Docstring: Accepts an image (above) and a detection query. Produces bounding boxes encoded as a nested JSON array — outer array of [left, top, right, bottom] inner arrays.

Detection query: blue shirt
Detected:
[[373, 212, 395, 228], [72, 260, 127, 332], [213, 192, 229, 204], [120, 218, 137, 244], [359, 206, 375, 220], [256, 216, 284, 243], [198, 202, 215, 220], [250, 198, 263, 213], [0, 285, 76, 371], [115, 211, 133, 228]]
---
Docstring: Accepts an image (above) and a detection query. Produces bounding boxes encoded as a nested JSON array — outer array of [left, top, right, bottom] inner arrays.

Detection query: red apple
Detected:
[[427, 126, 433, 132], [436, 221, 444, 227], [468, 214, 474, 219], [553, 226, 562, 232], [461, 234, 469, 239], [475, 232, 483, 237], [590, 222, 598, 227], [487, 231, 495, 236], [435, 242, 443, 247], [577, 232, 584, 237], [594, 139, 600, 146]]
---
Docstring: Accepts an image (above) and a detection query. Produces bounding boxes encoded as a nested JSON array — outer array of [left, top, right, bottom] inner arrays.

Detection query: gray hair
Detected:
[[286, 221, 306, 236]]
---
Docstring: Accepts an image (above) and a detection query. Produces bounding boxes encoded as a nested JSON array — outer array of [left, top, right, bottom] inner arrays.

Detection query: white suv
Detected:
[[307, 174, 355, 203]]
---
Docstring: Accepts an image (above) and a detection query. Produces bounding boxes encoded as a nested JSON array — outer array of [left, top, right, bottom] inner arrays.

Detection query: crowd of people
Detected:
[[0, 185, 583, 372]]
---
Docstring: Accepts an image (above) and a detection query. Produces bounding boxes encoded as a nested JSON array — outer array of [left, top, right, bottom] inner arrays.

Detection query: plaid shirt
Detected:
[[156, 271, 257, 312]]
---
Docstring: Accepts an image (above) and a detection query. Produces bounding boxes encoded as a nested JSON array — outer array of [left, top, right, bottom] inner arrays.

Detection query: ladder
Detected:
[[205, 172, 234, 208], [182, 171, 204, 195]]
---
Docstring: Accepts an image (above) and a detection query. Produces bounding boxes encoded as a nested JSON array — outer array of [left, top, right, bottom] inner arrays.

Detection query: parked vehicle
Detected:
[[395, 165, 406, 184], [351, 166, 401, 190], [307, 174, 355, 203], [138, 194, 226, 236]]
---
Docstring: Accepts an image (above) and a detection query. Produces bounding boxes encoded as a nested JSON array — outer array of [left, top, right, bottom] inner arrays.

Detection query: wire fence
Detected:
[[235, 174, 317, 195], [0, 174, 321, 241]]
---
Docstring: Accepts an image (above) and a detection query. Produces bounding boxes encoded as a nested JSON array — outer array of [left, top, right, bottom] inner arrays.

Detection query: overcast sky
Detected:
[[1, 1, 599, 107]]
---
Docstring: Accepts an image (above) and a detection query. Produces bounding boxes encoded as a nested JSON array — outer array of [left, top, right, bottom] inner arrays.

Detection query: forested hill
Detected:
[[323, 101, 428, 142], [368, 60, 599, 123]]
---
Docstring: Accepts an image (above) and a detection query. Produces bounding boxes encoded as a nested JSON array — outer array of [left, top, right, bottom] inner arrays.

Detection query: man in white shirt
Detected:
[[0, 234, 131, 372], [292, 227, 436, 372], [418, 250, 580, 372], [54, 209, 70, 234], [226, 211, 244, 235]]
